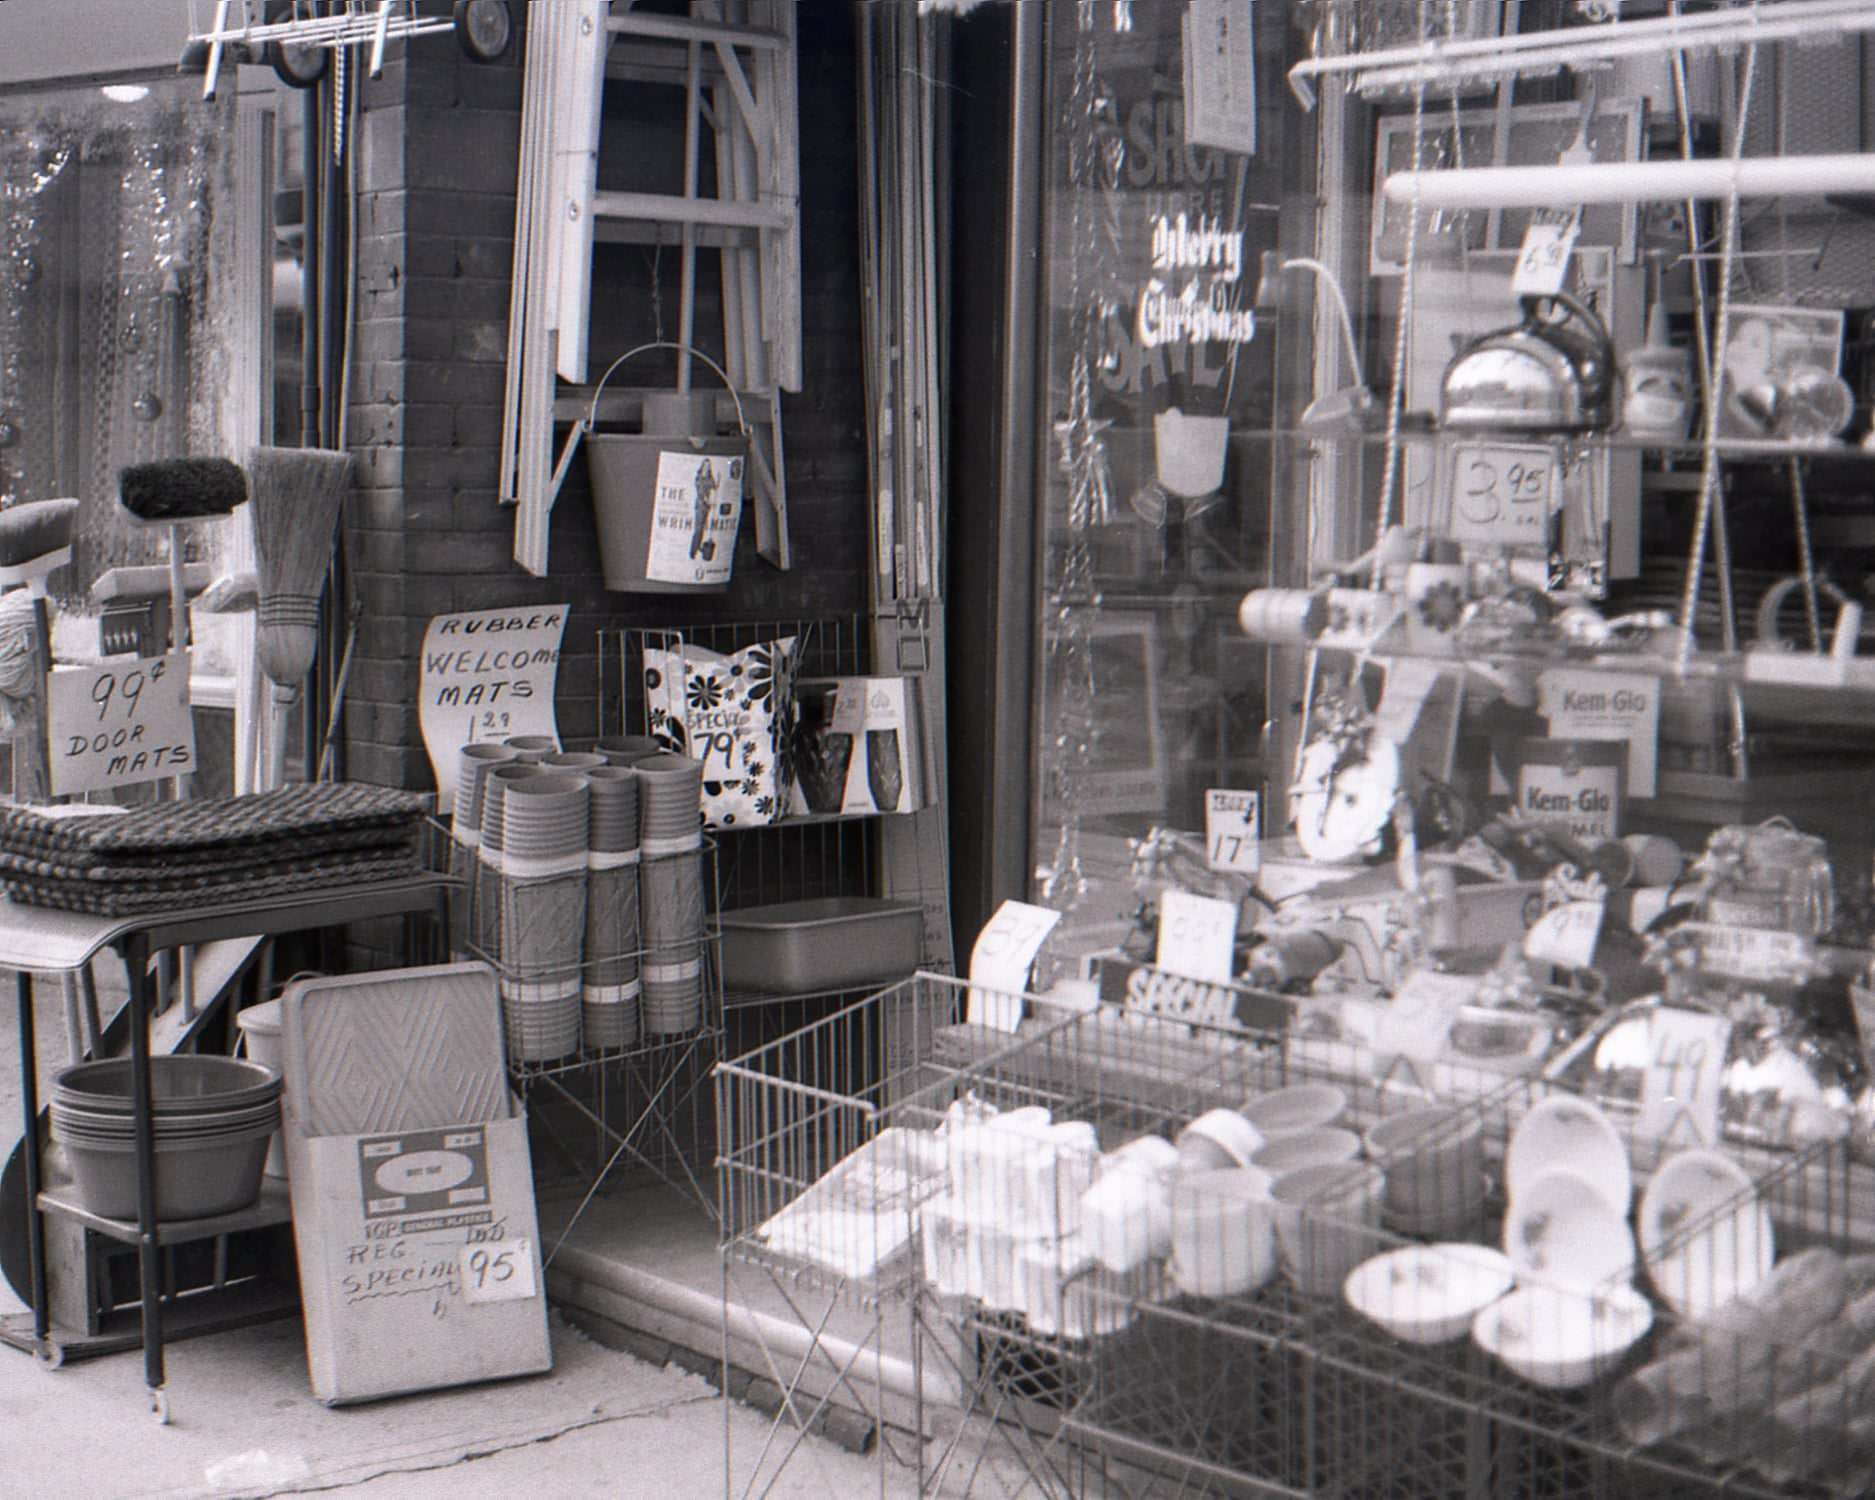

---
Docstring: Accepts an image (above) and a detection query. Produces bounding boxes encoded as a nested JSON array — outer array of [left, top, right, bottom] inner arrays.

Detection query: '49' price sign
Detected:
[[1448, 442, 1557, 547], [48, 652, 194, 797]]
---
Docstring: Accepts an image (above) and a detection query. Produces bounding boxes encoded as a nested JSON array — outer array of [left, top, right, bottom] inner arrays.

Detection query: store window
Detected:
[[1030, 1, 1293, 958], [0, 72, 274, 796]]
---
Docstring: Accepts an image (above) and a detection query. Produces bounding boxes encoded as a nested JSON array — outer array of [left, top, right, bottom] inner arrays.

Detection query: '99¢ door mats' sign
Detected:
[[644, 635, 798, 828]]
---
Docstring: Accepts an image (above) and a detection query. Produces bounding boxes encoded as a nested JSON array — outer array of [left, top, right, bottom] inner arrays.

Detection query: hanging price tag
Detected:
[[1638, 1007, 1732, 1146], [1204, 788, 1261, 875], [458, 1239, 539, 1305], [968, 901, 1062, 1032], [1156, 889, 1237, 983], [1512, 210, 1581, 297], [1523, 899, 1605, 970]]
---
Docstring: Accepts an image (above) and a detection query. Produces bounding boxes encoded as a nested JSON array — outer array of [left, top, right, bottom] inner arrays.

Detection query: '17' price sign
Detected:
[[48, 652, 194, 797], [1449, 442, 1557, 547], [1205, 788, 1261, 875]]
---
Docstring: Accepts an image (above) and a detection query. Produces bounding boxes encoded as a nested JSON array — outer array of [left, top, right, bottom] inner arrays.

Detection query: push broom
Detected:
[[117, 456, 250, 799], [247, 446, 354, 789]]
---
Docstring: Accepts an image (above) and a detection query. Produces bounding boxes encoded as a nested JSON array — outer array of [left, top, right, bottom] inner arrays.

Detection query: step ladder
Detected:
[[506, 0, 801, 577]]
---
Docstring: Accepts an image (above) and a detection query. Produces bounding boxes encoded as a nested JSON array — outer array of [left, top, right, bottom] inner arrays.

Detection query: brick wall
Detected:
[[343, 3, 872, 794]]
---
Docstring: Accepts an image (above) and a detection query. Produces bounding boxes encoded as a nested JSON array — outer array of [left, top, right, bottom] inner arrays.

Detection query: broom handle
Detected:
[[167, 523, 193, 801], [269, 683, 294, 792]]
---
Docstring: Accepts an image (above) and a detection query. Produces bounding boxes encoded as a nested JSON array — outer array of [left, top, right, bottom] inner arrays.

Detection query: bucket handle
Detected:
[[549, 341, 749, 507]]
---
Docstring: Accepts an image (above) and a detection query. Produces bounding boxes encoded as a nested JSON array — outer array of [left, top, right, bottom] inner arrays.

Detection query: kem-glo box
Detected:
[[281, 964, 552, 1405]]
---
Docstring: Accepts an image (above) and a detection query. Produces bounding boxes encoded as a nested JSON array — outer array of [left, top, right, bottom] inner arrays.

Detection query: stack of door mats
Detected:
[[0, 783, 430, 914]]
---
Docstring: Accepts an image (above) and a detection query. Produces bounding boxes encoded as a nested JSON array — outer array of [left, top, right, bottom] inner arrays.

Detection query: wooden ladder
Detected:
[[507, 0, 801, 575]]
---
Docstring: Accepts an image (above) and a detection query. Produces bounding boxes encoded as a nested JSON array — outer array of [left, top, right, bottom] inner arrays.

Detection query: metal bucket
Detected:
[[581, 344, 750, 595]]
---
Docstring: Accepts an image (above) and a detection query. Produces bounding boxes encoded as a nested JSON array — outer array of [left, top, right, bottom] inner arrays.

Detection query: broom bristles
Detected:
[[248, 446, 354, 687]]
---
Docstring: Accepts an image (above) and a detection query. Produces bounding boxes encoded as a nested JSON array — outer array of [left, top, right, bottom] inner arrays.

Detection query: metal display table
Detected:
[[0, 875, 449, 1420]]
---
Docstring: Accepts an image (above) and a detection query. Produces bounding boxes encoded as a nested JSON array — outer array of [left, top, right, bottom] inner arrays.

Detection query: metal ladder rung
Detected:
[[591, 191, 790, 232]]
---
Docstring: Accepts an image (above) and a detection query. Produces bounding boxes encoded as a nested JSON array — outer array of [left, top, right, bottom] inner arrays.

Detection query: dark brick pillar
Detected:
[[342, 4, 872, 795]]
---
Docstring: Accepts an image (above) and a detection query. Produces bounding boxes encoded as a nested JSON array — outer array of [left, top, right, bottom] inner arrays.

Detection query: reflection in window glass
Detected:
[[0, 78, 237, 641]]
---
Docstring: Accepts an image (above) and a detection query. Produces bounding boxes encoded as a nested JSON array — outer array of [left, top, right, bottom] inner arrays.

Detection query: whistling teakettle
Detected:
[[1440, 291, 1618, 435]]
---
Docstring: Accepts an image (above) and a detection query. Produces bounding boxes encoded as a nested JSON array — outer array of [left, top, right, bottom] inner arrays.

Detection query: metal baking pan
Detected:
[[718, 897, 924, 996]]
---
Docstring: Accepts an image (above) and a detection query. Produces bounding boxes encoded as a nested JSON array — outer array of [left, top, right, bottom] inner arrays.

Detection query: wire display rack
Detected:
[[721, 964, 1875, 1498], [601, 614, 934, 1065], [428, 822, 726, 1219]]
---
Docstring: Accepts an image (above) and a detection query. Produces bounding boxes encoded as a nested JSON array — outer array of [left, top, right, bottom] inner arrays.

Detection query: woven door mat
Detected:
[[0, 823, 417, 884], [3, 844, 423, 915], [0, 783, 429, 867]]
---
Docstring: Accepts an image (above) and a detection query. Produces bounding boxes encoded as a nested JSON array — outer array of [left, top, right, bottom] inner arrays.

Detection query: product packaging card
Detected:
[[1537, 668, 1659, 798], [791, 676, 923, 816]]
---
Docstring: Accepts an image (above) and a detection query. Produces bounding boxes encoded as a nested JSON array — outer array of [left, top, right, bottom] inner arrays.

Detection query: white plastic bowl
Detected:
[[1505, 1096, 1632, 1215], [1344, 1244, 1514, 1345], [1638, 1148, 1774, 1319], [1503, 1167, 1636, 1291], [1472, 1284, 1654, 1389], [1177, 1108, 1265, 1173]]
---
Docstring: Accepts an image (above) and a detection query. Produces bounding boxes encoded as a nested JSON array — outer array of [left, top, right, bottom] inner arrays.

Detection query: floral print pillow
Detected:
[[643, 636, 798, 829]]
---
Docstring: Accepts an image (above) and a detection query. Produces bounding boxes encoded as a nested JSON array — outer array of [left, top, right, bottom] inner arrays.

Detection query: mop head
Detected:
[[248, 446, 355, 687], [118, 457, 249, 524], [0, 497, 79, 581]]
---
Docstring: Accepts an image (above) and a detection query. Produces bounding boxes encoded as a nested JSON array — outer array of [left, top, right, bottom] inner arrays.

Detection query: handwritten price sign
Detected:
[[1156, 889, 1236, 983], [1449, 442, 1557, 546], [48, 652, 194, 797], [458, 1238, 539, 1305], [1523, 899, 1605, 970], [1512, 210, 1582, 297], [968, 900, 1062, 1031], [1204, 788, 1261, 875], [1638, 1007, 1732, 1145]]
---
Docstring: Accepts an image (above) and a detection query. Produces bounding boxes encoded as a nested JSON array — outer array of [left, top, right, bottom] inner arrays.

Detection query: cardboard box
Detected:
[[286, 1114, 553, 1405], [792, 676, 924, 816], [281, 964, 552, 1405]]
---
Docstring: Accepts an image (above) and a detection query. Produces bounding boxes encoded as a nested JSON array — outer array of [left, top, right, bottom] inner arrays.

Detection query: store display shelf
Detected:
[[1266, 423, 1875, 463], [35, 1177, 292, 1249]]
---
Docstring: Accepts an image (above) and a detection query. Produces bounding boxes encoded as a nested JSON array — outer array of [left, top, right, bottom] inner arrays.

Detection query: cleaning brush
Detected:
[[118, 457, 248, 523], [0, 497, 80, 587]]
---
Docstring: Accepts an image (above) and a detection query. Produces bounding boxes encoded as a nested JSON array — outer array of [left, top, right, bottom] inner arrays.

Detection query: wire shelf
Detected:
[[724, 970, 1875, 1497]]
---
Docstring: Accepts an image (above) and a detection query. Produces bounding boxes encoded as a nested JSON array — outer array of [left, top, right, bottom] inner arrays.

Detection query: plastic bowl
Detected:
[[1251, 1127, 1362, 1177], [1176, 1108, 1264, 1173], [1344, 1244, 1515, 1345], [1472, 1284, 1654, 1389], [1638, 1148, 1774, 1319], [1503, 1167, 1637, 1291], [1505, 1096, 1631, 1215], [1241, 1084, 1347, 1139], [53, 1056, 282, 1115], [62, 1127, 273, 1221]]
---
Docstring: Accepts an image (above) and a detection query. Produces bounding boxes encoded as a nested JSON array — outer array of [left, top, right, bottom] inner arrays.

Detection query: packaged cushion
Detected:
[[643, 636, 798, 828]]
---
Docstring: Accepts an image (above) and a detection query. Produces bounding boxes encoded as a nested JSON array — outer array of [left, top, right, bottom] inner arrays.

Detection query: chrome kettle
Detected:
[[1440, 290, 1617, 435]]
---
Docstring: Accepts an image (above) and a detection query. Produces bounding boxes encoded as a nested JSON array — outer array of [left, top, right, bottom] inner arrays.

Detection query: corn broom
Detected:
[[247, 446, 354, 788]]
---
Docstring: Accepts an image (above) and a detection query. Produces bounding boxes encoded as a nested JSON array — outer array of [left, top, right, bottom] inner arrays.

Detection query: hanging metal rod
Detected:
[[1288, 0, 1875, 108], [1383, 152, 1875, 211]]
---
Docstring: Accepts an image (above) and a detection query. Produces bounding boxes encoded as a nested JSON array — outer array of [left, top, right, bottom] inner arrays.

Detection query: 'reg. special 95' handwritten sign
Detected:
[[48, 652, 194, 796]]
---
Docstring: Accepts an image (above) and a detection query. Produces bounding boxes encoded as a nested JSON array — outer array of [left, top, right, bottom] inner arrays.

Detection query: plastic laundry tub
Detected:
[[717, 897, 923, 996], [59, 1126, 274, 1222]]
